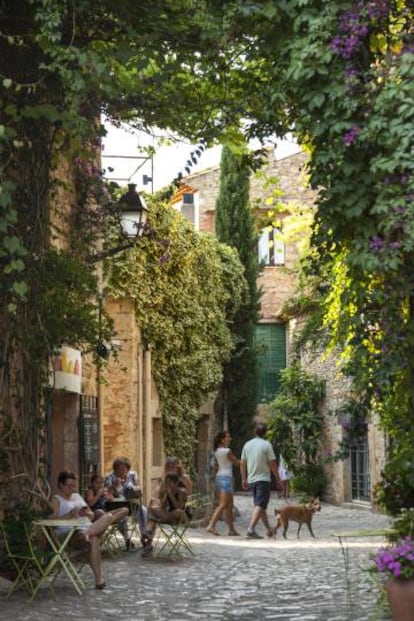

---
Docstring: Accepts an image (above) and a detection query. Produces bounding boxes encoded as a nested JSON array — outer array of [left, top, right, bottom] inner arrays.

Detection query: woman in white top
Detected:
[[206, 431, 240, 536], [49, 470, 129, 589], [278, 455, 293, 501]]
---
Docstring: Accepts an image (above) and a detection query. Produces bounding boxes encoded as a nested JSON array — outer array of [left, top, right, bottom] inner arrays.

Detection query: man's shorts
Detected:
[[215, 475, 233, 494], [250, 480, 271, 509]]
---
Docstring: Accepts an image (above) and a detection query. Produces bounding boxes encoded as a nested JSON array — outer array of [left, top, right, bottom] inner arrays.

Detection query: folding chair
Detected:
[[105, 498, 144, 551], [0, 521, 54, 600], [100, 523, 125, 556], [153, 518, 194, 559]]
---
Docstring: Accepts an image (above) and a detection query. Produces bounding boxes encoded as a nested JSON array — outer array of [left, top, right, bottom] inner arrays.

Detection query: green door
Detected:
[[254, 324, 286, 404]]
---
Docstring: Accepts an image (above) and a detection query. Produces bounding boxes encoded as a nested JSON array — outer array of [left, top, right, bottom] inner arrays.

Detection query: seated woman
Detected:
[[85, 473, 113, 519], [141, 456, 193, 557], [104, 456, 147, 549], [49, 470, 129, 590]]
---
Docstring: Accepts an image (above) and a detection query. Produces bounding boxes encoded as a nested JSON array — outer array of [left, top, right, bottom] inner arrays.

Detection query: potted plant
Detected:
[[371, 510, 414, 621]]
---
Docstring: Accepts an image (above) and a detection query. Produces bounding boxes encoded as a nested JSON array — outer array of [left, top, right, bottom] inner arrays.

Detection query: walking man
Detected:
[[240, 422, 281, 539]]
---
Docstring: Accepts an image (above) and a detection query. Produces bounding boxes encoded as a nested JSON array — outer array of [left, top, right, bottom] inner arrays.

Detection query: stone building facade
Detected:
[[182, 149, 315, 319], [290, 318, 387, 506]]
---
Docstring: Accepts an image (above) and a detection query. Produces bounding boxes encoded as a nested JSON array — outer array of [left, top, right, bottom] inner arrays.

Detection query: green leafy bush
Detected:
[[267, 362, 326, 496], [374, 442, 414, 516], [292, 463, 327, 498]]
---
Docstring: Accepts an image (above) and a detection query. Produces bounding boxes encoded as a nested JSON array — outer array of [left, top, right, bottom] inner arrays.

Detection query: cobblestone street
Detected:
[[0, 493, 392, 620]]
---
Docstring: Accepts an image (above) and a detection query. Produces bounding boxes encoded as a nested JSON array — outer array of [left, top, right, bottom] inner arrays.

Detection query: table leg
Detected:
[[337, 536, 354, 620]]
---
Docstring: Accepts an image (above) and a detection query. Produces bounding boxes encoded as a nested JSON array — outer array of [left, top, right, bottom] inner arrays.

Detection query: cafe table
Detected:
[[105, 496, 143, 542], [32, 518, 88, 596], [331, 527, 395, 618]]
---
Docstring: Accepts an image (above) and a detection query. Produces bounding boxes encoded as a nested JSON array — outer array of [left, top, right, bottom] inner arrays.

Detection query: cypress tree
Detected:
[[215, 146, 261, 474]]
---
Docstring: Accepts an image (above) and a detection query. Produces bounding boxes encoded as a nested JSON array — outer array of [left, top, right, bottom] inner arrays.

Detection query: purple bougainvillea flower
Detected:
[[372, 538, 414, 580], [370, 236, 384, 251], [344, 124, 361, 145]]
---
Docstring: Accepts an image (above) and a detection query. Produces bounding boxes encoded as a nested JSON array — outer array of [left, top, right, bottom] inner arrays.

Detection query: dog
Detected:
[[273, 497, 321, 539]]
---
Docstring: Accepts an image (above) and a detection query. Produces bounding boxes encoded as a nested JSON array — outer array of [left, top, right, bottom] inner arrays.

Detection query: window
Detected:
[[254, 324, 286, 403], [258, 226, 285, 266], [181, 193, 195, 225], [173, 191, 199, 229]]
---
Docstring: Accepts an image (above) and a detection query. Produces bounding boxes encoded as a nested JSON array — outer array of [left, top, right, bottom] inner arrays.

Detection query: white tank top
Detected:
[[215, 447, 233, 477], [53, 493, 90, 536]]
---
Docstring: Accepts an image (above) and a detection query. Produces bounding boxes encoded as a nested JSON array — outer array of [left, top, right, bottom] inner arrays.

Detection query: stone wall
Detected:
[[187, 149, 314, 234], [289, 317, 387, 506], [101, 297, 161, 503], [186, 150, 316, 323], [259, 268, 297, 321], [296, 333, 353, 505], [102, 297, 141, 470], [368, 412, 387, 504]]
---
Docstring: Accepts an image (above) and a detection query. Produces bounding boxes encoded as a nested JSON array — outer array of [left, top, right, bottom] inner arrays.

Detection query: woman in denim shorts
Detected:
[[206, 431, 240, 536]]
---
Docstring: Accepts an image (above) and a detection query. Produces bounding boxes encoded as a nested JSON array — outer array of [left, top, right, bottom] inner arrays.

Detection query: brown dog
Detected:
[[274, 497, 321, 539]]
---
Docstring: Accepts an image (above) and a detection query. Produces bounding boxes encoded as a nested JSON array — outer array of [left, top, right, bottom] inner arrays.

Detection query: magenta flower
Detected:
[[372, 538, 414, 580], [370, 236, 384, 252], [343, 124, 361, 145]]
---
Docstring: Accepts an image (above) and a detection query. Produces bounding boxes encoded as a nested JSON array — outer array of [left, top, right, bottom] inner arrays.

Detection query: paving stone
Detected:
[[0, 493, 393, 620]]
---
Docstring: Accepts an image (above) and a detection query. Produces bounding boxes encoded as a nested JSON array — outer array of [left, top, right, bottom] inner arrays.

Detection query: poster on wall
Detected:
[[51, 346, 82, 394]]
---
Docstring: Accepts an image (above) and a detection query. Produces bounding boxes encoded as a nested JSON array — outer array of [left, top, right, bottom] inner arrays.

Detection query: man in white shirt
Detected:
[[240, 423, 281, 539]]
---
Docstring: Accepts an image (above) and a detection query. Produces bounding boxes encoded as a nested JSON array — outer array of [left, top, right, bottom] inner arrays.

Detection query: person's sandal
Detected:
[[95, 582, 106, 590], [228, 530, 240, 536], [207, 526, 220, 535]]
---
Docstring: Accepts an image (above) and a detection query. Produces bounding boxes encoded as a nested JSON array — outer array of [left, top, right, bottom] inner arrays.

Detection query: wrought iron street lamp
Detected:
[[88, 183, 149, 263], [119, 183, 149, 238]]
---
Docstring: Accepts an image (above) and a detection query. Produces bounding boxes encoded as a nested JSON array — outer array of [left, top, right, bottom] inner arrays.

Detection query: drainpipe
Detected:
[[143, 347, 152, 505], [97, 289, 105, 475], [137, 332, 144, 493]]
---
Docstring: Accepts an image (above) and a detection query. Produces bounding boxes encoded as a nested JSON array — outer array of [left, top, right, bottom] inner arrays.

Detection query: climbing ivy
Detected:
[[106, 198, 246, 466]]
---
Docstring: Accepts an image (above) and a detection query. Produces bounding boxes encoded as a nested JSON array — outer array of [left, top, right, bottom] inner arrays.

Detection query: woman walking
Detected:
[[206, 431, 240, 536]]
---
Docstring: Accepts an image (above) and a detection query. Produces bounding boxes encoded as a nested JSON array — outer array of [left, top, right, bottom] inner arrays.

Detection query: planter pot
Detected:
[[386, 579, 414, 620]]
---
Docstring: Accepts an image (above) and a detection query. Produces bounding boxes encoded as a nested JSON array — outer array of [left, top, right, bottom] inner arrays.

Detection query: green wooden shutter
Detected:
[[254, 324, 286, 403]]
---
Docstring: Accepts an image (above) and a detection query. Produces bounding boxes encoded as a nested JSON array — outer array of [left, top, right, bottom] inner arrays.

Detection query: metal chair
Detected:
[[105, 498, 144, 551], [153, 518, 194, 558], [0, 521, 54, 599], [100, 523, 125, 556]]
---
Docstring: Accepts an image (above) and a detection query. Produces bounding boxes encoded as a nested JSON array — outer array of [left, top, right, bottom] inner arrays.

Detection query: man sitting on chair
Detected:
[[142, 456, 192, 557]]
